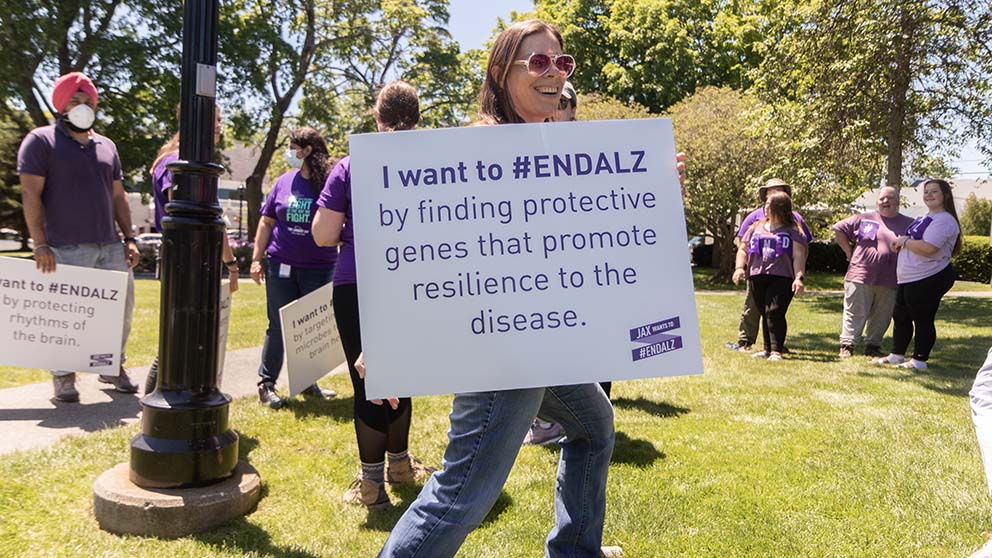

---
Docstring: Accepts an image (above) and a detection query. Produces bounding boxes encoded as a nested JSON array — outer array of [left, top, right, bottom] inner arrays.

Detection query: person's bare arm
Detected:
[[19, 173, 55, 273], [833, 230, 853, 261], [312, 207, 346, 247], [111, 179, 140, 269], [221, 237, 239, 293], [250, 217, 276, 284]]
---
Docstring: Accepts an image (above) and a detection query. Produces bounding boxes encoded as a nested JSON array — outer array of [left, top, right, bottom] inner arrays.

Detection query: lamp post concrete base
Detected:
[[93, 461, 261, 538]]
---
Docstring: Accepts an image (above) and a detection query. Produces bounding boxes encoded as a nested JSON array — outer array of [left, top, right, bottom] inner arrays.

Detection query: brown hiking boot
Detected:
[[52, 374, 79, 402], [342, 477, 390, 510], [839, 344, 854, 358], [386, 455, 437, 484]]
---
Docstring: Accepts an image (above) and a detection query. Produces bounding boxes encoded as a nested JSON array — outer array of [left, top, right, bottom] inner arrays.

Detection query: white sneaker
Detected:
[[768, 352, 783, 362], [894, 358, 927, 370], [873, 354, 906, 366], [970, 535, 992, 558], [751, 351, 768, 358]]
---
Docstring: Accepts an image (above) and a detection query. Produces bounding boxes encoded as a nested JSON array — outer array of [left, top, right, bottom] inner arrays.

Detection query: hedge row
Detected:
[[694, 235, 991, 284]]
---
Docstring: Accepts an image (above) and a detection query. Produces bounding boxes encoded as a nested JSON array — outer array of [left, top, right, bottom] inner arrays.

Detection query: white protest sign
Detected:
[[0, 256, 127, 374], [278, 282, 345, 396], [217, 280, 232, 385], [349, 118, 703, 399]]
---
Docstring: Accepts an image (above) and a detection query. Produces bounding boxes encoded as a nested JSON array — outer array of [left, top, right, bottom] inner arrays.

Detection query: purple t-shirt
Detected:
[[896, 211, 960, 284], [16, 120, 123, 246], [738, 207, 813, 242], [315, 157, 356, 286], [151, 152, 179, 232], [261, 170, 337, 269], [832, 211, 914, 288], [741, 222, 809, 278]]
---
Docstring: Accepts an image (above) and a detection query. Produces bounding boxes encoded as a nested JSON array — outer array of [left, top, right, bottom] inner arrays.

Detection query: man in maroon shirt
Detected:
[[17, 72, 139, 402]]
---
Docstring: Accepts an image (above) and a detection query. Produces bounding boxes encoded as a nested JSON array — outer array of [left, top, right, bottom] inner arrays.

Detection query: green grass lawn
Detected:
[[0, 281, 268, 389], [2, 293, 991, 557], [692, 266, 992, 292]]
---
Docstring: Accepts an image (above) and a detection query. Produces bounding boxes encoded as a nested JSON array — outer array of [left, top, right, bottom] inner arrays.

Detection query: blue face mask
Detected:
[[285, 149, 304, 169]]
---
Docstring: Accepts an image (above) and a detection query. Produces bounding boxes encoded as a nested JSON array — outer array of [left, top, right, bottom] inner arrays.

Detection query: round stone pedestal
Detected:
[[93, 460, 261, 538]]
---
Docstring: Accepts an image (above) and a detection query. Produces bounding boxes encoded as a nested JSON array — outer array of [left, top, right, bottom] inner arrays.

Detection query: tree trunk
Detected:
[[245, 108, 286, 236], [885, 7, 915, 188], [713, 222, 737, 279]]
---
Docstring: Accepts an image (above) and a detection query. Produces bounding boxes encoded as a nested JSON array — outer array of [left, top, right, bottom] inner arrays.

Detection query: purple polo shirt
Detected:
[[151, 152, 179, 232], [741, 222, 808, 279], [738, 207, 813, 242], [315, 157, 356, 286], [260, 170, 337, 269], [896, 211, 960, 284], [832, 210, 913, 288], [16, 120, 122, 246]]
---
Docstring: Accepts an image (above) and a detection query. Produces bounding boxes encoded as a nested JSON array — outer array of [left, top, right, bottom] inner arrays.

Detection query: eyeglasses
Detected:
[[557, 96, 575, 111], [512, 53, 576, 78]]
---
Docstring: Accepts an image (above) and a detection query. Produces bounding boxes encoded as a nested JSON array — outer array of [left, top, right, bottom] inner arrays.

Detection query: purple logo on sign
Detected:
[[630, 317, 683, 361], [858, 220, 880, 241]]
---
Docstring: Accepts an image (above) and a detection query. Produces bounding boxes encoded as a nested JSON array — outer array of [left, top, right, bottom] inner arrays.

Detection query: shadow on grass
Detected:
[[194, 511, 318, 558], [612, 397, 690, 418], [238, 433, 260, 460], [360, 483, 513, 532], [611, 431, 665, 467], [287, 394, 355, 423]]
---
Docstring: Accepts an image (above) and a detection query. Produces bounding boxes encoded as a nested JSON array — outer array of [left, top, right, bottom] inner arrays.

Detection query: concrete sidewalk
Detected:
[[0, 346, 347, 456]]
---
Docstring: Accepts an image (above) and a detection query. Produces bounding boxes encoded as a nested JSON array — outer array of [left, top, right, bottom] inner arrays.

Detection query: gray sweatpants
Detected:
[[49, 242, 135, 376], [839, 281, 897, 347], [970, 347, 992, 496], [737, 282, 759, 346]]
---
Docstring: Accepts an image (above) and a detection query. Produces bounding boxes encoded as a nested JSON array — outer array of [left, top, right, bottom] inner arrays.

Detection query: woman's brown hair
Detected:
[[765, 191, 797, 229], [924, 179, 963, 254], [477, 19, 564, 125], [288, 126, 333, 196], [373, 81, 420, 132]]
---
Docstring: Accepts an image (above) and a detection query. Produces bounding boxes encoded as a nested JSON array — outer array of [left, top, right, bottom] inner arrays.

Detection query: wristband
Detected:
[[33, 244, 50, 252], [902, 237, 910, 248], [224, 259, 237, 267], [123, 237, 137, 245]]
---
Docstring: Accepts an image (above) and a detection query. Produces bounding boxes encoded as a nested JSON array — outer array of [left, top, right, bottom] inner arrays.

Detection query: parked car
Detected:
[[136, 232, 163, 248]]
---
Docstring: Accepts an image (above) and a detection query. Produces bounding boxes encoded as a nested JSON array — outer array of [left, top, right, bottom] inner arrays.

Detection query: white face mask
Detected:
[[66, 104, 95, 131], [285, 149, 304, 169]]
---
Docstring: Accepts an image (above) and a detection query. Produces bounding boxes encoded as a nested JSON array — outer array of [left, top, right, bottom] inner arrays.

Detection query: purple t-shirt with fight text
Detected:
[[741, 223, 809, 279], [832, 210, 913, 288], [896, 211, 960, 284], [151, 152, 180, 232], [261, 170, 337, 269], [316, 157, 356, 286], [16, 120, 123, 246], [738, 207, 813, 242]]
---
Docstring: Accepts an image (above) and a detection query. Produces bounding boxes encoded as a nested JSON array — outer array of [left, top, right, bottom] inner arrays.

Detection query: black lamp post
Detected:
[[129, 0, 238, 488]]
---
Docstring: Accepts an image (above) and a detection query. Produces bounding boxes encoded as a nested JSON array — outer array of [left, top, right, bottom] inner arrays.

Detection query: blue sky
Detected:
[[448, 0, 534, 51]]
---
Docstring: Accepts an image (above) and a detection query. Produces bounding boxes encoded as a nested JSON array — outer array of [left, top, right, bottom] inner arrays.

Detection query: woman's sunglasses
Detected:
[[512, 53, 576, 78]]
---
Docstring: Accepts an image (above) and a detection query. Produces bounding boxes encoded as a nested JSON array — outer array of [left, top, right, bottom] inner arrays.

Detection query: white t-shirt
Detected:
[[896, 211, 960, 284]]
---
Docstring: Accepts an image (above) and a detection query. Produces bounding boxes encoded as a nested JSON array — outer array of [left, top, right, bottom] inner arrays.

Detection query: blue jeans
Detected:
[[49, 242, 135, 376], [379, 384, 615, 558], [257, 259, 334, 384]]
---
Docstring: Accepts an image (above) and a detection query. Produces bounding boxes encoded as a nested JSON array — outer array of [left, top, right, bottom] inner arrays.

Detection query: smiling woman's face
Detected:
[[503, 30, 566, 124]]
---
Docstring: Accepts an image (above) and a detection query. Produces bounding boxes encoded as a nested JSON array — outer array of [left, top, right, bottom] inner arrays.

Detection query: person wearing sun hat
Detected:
[[16, 71, 139, 402], [726, 178, 813, 354]]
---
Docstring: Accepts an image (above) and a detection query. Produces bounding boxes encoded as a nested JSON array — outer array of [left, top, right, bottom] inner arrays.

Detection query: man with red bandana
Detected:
[[17, 71, 139, 402]]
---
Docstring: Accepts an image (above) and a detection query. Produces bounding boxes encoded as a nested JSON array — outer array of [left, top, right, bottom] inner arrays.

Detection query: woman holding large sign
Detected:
[[312, 82, 437, 510], [250, 127, 339, 408], [374, 20, 617, 558]]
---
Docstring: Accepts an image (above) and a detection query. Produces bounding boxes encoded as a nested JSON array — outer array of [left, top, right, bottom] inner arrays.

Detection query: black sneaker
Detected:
[[864, 345, 885, 358], [301, 383, 337, 399], [258, 382, 284, 409]]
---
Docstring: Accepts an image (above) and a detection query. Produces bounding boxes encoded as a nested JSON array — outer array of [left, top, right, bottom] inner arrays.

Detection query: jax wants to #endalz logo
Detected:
[[630, 317, 683, 362]]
